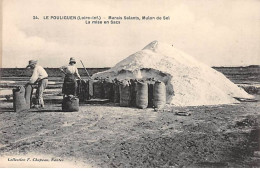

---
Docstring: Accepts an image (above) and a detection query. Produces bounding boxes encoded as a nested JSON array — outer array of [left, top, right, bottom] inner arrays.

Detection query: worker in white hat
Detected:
[[60, 57, 81, 96], [26, 60, 48, 108]]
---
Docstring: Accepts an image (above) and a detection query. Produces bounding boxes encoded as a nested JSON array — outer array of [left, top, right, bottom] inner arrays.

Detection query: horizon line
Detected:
[[1, 65, 260, 69]]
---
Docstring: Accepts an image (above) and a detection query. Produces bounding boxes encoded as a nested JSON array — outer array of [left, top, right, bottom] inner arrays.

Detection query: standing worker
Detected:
[[26, 60, 48, 108], [60, 57, 81, 96]]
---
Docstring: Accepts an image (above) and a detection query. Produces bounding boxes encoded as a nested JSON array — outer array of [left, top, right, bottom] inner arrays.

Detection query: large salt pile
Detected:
[[93, 41, 253, 106]]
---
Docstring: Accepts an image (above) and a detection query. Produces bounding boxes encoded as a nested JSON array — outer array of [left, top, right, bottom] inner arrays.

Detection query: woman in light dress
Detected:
[[60, 57, 81, 96]]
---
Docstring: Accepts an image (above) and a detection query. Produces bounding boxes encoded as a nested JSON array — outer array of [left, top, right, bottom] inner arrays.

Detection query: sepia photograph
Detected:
[[0, 0, 260, 168]]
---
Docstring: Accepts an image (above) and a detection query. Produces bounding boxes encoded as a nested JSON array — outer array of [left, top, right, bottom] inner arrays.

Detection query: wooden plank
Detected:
[[85, 98, 110, 104]]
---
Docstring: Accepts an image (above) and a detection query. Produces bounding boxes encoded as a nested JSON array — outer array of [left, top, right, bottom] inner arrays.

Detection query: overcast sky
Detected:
[[2, 0, 260, 68]]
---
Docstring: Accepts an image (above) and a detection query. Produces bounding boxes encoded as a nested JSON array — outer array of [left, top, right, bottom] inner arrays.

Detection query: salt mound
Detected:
[[93, 40, 253, 106]]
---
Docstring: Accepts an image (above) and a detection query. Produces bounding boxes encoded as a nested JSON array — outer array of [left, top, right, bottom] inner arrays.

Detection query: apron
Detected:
[[62, 74, 77, 96]]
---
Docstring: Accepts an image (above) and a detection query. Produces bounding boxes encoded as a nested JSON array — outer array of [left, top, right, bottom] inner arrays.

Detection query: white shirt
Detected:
[[29, 65, 48, 83], [60, 64, 81, 78]]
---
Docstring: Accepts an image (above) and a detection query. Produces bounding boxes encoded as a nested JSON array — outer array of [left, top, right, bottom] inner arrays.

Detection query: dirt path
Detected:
[[0, 97, 260, 167]]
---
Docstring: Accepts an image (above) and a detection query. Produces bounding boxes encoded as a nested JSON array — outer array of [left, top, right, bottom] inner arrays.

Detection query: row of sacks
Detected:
[[13, 79, 166, 112], [76, 78, 167, 109], [119, 79, 166, 109]]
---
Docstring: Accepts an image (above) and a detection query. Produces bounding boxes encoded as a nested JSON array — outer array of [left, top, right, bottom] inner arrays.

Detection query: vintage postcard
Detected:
[[0, 0, 260, 168]]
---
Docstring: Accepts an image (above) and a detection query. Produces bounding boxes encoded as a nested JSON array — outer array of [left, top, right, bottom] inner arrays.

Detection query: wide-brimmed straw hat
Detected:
[[26, 60, 37, 68], [69, 57, 76, 63]]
